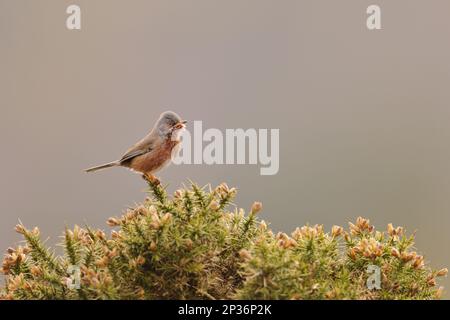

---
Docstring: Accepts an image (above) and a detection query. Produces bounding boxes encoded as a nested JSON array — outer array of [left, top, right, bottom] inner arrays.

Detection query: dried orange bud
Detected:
[[30, 266, 42, 276], [250, 202, 263, 215], [208, 201, 220, 211], [160, 213, 172, 225], [387, 223, 394, 235], [136, 256, 145, 266], [95, 230, 106, 241], [125, 211, 138, 221], [401, 252, 415, 263], [348, 222, 358, 235], [356, 217, 371, 232], [413, 255, 424, 269], [436, 268, 448, 277], [343, 232, 351, 242], [331, 225, 343, 237], [149, 206, 159, 219], [106, 217, 120, 227], [291, 227, 302, 240], [216, 183, 229, 194], [149, 241, 157, 252], [348, 248, 357, 260], [286, 238, 298, 248], [276, 232, 289, 241], [32, 227, 40, 236], [111, 230, 122, 240], [14, 224, 26, 235], [174, 189, 183, 198], [277, 240, 286, 248], [391, 248, 400, 258]]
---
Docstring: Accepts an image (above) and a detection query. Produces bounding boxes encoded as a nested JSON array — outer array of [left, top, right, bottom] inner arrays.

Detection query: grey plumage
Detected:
[[84, 161, 119, 173]]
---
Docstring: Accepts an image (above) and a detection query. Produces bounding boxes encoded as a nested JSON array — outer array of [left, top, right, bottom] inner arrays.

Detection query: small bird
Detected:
[[85, 111, 187, 184]]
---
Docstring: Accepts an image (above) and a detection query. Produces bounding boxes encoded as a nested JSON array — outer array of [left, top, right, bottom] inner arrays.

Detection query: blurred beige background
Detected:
[[1, 0, 450, 297]]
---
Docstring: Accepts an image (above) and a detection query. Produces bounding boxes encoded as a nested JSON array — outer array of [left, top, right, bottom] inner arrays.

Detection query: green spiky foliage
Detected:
[[1, 181, 447, 300]]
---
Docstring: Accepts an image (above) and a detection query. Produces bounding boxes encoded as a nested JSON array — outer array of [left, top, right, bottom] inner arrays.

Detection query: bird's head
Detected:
[[156, 111, 187, 140]]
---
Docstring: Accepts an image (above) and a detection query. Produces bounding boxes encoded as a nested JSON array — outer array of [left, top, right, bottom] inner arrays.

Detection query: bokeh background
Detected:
[[1, 0, 450, 297]]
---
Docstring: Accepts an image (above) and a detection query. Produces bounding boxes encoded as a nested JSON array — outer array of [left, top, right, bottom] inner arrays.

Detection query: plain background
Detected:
[[1, 0, 449, 297]]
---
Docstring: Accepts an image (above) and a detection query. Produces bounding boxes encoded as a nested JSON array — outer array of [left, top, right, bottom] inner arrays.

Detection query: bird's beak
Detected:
[[173, 120, 187, 130]]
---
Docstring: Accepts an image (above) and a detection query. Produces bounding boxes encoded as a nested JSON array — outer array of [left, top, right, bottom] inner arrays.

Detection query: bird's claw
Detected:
[[142, 173, 160, 186]]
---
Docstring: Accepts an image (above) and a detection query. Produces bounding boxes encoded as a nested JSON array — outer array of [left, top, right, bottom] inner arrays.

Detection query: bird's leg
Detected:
[[142, 173, 160, 186]]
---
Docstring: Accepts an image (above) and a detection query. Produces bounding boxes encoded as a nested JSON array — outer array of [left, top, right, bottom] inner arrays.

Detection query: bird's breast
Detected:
[[129, 140, 180, 174]]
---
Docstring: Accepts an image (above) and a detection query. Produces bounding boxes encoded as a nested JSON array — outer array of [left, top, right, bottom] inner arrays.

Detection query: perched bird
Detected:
[[85, 111, 186, 184]]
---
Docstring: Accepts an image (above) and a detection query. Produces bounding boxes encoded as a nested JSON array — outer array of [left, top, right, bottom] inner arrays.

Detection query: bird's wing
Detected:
[[119, 139, 154, 164], [119, 149, 151, 163]]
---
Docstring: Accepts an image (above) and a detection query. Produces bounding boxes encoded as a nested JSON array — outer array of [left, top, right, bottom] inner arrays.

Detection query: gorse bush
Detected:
[[1, 180, 447, 300]]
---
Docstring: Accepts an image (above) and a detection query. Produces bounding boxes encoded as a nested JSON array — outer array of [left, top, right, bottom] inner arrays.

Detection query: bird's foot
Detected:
[[142, 173, 160, 186]]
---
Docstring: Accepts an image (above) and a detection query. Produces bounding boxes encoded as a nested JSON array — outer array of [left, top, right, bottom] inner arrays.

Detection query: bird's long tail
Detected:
[[84, 161, 119, 173]]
